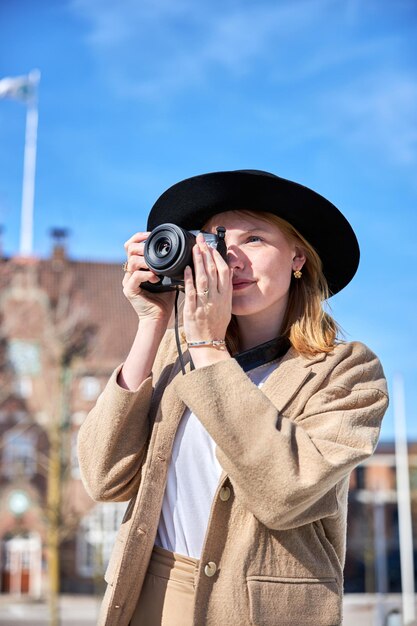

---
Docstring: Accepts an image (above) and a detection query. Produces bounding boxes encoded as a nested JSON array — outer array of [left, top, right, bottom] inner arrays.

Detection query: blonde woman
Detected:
[[78, 170, 388, 626]]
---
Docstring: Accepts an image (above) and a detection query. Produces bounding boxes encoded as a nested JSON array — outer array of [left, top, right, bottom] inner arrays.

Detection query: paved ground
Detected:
[[0, 593, 414, 625], [0, 595, 100, 626], [343, 594, 408, 625]]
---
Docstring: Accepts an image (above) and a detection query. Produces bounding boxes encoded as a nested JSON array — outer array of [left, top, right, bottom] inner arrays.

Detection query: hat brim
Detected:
[[147, 170, 360, 296]]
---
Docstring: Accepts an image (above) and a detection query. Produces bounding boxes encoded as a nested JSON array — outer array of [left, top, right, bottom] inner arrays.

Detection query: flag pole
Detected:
[[393, 374, 415, 625], [19, 69, 40, 257]]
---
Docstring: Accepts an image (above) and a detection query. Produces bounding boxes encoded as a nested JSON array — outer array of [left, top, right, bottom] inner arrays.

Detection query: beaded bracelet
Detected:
[[187, 339, 226, 350]]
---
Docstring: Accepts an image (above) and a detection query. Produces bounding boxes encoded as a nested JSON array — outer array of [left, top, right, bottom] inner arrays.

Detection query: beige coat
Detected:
[[78, 331, 388, 626]]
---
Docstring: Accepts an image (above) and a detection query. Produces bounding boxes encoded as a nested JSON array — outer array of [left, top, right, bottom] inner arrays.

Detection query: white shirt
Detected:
[[155, 360, 279, 558]]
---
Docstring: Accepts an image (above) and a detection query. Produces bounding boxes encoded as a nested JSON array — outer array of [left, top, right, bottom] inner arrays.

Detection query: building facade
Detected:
[[0, 244, 137, 595]]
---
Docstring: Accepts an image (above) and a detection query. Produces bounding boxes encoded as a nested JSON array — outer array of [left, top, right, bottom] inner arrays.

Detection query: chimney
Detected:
[[50, 227, 69, 263]]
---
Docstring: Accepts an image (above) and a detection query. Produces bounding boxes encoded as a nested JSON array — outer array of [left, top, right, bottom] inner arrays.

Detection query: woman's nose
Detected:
[[226, 245, 244, 270]]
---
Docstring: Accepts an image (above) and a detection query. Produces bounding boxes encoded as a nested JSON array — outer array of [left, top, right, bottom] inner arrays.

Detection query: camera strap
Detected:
[[234, 336, 290, 372], [174, 291, 188, 375]]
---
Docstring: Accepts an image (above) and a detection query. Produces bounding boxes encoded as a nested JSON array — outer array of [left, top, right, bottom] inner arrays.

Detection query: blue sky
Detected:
[[0, 0, 416, 440]]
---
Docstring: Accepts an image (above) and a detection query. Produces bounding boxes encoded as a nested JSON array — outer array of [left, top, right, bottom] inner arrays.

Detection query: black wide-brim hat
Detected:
[[147, 170, 360, 295]]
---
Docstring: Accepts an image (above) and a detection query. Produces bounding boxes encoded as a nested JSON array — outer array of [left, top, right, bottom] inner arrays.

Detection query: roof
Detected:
[[0, 253, 139, 373]]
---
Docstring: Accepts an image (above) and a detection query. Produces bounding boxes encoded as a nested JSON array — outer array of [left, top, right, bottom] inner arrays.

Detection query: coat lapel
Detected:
[[258, 347, 321, 413], [217, 348, 324, 485]]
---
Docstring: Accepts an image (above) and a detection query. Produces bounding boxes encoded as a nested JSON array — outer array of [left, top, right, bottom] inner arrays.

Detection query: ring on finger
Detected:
[[196, 288, 209, 297], [122, 261, 130, 272]]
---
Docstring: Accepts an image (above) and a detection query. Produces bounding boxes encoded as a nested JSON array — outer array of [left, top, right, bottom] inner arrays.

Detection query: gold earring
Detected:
[[293, 269, 302, 279]]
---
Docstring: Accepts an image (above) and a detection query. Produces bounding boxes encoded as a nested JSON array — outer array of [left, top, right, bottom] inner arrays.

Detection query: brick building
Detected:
[[0, 242, 415, 596], [0, 241, 138, 595]]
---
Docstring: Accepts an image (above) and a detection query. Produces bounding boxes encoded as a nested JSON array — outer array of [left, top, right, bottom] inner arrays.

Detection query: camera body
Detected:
[[141, 223, 227, 292]]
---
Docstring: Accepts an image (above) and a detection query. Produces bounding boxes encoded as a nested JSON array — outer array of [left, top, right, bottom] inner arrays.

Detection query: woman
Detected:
[[78, 170, 388, 626]]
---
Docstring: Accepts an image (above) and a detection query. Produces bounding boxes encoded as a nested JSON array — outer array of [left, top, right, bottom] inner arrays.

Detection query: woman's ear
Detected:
[[292, 247, 306, 272]]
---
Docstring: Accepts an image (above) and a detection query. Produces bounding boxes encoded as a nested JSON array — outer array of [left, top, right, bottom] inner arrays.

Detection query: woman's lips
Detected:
[[232, 280, 254, 291]]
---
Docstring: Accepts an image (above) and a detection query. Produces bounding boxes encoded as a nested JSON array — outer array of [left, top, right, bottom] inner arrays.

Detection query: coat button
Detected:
[[204, 562, 217, 577], [219, 486, 231, 501]]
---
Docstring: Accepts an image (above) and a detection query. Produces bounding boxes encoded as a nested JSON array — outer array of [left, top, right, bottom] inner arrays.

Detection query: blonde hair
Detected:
[[207, 210, 340, 358]]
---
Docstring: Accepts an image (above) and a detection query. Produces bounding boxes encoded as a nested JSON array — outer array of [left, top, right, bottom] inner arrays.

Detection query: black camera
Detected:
[[141, 223, 227, 292]]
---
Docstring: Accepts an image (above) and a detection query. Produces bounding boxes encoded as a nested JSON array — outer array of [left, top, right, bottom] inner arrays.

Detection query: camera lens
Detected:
[[144, 224, 196, 278], [155, 238, 172, 257]]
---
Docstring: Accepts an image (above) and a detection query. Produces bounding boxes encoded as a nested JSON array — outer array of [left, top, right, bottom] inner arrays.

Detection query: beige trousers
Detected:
[[130, 545, 199, 626]]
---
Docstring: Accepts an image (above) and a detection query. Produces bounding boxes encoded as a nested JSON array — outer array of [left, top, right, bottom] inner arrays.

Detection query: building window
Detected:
[[2, 429, 36, 479], [356, 466, 366, 490], [14, 376, 33, 399], [8, 341, 41, 376], [79, 377, 101, 401], [76, 503, 128, 578], [71, 432, 81, 479], [71, 411, 87, 427], [0, 532, 42, 596]]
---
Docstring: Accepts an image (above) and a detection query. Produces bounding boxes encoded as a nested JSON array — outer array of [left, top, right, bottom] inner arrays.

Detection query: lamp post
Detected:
[[393, 374, 415, 625]]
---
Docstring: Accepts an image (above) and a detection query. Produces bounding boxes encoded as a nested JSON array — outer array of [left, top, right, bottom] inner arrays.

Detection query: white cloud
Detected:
[[68, 0, 335, 97], [254, 70, 417, 167], [67, 0, 417, 166], [69, 0, 192, 46], [324, 73, 417, 165]]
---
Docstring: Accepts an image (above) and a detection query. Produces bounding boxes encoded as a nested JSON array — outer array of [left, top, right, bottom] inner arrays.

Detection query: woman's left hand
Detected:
[[183, 234, 233, 347]]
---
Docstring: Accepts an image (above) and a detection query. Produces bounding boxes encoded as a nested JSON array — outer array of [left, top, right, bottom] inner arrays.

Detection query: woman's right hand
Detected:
[[123, 232, 176, 325]]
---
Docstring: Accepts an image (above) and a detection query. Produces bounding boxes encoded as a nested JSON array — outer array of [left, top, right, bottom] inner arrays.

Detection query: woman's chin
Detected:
[[231, 301, 256, 317]]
